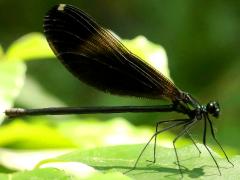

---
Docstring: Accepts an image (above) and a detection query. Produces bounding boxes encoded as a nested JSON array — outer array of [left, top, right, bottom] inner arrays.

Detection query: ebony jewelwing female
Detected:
[[5, 4, 233, 177]]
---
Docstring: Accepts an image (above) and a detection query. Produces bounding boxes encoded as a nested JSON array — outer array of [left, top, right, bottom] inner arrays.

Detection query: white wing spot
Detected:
[[58, 4, 66, 11]]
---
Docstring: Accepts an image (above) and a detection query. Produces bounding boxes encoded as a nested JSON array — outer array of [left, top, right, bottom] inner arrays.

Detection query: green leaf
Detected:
[[1, 168, 71, 180], [57, 118, 154, 149], [0, 116, 191, 150], [38, 144, 239, 179], [0, 117, 184, 149], [0, 60, 26, 123], [0, 167, 131, 180], [6, 33, 54, 61], [0, 120, 75, 149], [39, 163, 131, 180], [57, 117, 191, 149]]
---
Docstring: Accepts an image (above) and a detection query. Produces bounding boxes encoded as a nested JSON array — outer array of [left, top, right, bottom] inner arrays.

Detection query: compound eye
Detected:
[[206, 101, 220, 118]]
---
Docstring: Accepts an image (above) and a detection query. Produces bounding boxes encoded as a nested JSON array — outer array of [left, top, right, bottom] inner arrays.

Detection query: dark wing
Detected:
[[43, 4, 182, 100]]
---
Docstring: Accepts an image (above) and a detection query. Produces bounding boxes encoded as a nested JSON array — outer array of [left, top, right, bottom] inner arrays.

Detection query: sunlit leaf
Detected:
[[0, 148, 71, 171], [2, 168, 70, 180], [57, 117, 191, 149], [40, 162, 131, 180], [0, 60, 26, 123], [0, 120, 75, 149], [0, 167, 131, 180], [57, 118, 153, 149], [0, 117, 189, 150], [38, 144, 239, 180], [6, 33, 54, 61]]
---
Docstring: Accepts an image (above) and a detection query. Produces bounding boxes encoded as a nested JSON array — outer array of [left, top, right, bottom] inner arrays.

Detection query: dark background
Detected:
[[1, 0, 239, 152]]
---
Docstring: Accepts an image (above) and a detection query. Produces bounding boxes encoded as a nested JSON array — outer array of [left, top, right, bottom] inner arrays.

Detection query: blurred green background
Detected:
[[0, 0, 240, 157]]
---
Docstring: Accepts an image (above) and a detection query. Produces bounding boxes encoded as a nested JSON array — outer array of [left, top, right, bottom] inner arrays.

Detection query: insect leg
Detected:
[[206, 115, 234, 167]]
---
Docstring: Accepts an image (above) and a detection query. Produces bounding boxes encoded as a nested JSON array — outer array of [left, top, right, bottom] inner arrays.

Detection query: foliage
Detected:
[[0, 144, 239, 179]]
